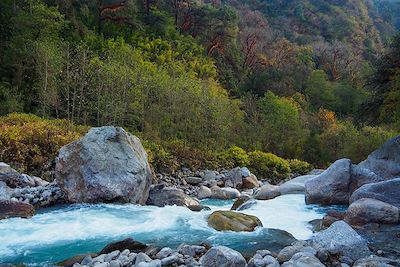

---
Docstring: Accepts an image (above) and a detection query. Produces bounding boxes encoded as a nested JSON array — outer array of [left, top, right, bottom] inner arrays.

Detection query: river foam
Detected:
[[0, 194, 324, 265]]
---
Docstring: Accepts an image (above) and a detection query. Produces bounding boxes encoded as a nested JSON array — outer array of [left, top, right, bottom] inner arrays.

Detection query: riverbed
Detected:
[[0, 194, 329, 266]]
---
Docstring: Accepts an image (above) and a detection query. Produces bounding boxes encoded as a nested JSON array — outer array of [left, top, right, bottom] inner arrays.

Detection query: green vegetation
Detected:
[[248, 151, 291, 183], [0, 0, 399, 181]]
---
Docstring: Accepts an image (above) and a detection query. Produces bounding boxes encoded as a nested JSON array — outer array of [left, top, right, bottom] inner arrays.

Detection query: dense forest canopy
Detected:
[[0, 0, 400, 170]]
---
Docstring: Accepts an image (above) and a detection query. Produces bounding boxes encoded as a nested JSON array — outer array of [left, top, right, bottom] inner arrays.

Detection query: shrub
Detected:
[[288, 159, 313, 175], [217, 146, 249, 168], [143, 140, 178, 173], [0, 113, 88, 177], [248, 151, 291, 183], [163, 140, 219, 171]]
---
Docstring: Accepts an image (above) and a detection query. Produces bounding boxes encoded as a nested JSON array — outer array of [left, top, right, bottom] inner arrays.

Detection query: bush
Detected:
[[0, 113, 88, 177], [217, 146, 249, 168], [143, 140, 178, 173], [248, 151, 291, 183], [163, 140, 219, 171], [288, 159, 313, 175]]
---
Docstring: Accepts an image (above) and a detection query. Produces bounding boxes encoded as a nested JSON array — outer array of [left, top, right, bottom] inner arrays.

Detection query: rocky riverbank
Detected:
[[0, 127, 399, 266]]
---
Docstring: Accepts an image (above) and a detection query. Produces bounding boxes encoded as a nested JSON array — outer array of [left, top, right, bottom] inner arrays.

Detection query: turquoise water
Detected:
[[0, 194, 325, 266]]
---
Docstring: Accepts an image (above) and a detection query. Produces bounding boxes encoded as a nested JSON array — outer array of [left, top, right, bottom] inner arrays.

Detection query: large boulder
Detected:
[[207, 210, 262, 232], [55, 127, 153, 204], [210, 186, 240, 199], [278, 175, 316, 195], [350, 178, 400, 209], [309, 221, 371, 262], [345, 198, 399, 226], [0, 200, 35, 220], [146, 184, 199, 207], [358, 135, 400, 180], [305, 159, 352, 205], [200, 246, 246, 267]]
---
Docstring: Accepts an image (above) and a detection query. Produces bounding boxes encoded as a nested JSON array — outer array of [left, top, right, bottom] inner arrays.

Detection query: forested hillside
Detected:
[[0, 0, 399, 171]]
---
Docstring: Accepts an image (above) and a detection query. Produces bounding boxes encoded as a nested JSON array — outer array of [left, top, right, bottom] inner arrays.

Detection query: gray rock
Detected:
[[0, 163, 34, 188], [155, 247, 172, 259], [93, 263, 110, 267], [186, 177, 202, 185], [32, 176, 49, 187], [146, 185, 199, 207], [200, 171, 217, 181], [350, 178, 400, 209], [148, 259, 162, 267], [277, 243, 316, 263], [135, 262, 150, 267], [210, 186, 240, 200], [55, 127, 153, 204], [116, 254, 130, 266], [224, 167, 243, 189], [358, 135, 400, 180], [349, 165, 383, 194], [105, 250, 120, 262], [109, 260, 121, 267], [237, 199, 258, 211], [281, 252, 324, 267], [310, 221, 371, 262], [161, 255, 179, 266], [254, 184, 280, 200], [345, 198, 399, 225], [305, 159, 352, 205], [135, 253, 152, 264], [197, 186, 212, 199], [81, 255, 93, 265], [176, 244, 205, 257], [0, 182, 11, 200], [353, 255, 400, 267], [240, 167, 251, 177], [200, 246, 246, 267], [278, 175, 316, 195]]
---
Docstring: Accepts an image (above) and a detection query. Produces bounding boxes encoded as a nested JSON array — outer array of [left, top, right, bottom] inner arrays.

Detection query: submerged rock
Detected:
[[200, 246, 246, 267], [0, 200, 35, 220], [309, 221, 371, 262], [99, 238, 148, 255], [345, 198, 399, 226], [358, 135, 400, 180], [230, 195, 251, 210], [207, 210, 262, 232], [55, 126, 154, 204], [350, 178, 400, 209], [146, 184, 199, 207]]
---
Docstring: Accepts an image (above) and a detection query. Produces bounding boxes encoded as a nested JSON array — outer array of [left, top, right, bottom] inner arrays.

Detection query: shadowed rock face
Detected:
[[207, 210, 262, 232], [0, 200, 35, 220], [350, 178, 400, 209], [55, 126, 154, 204], [358, 135, 400, 180], [345, 198, 399, 226]]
